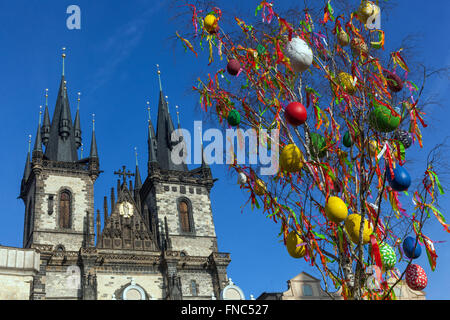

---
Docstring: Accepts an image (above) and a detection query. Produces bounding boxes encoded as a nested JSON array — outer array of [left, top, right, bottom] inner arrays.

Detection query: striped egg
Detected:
[[405, 264, 427, 291]]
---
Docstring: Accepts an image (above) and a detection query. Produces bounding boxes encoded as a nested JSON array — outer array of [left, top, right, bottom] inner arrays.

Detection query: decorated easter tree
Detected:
[[174, 0, 449, 299]]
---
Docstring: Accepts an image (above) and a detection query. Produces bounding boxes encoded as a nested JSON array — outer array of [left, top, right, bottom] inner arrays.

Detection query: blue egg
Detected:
[[403, 236, 422, 259], [387, 165, 411, 192]]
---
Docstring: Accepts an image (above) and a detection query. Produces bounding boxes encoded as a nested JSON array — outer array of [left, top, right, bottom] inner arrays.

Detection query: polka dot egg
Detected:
[[405, 264, 427, 291], [379, 243, 396, 270]]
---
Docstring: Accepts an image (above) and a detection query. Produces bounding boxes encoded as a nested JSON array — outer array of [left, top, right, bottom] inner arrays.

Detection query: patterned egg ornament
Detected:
[[357, 1, 380, 25], [253, 179, 266, 196], [387, 165, 411, 192], [403, 236, 422, 259], [280, 144, 304, 173], [405, 264, 428, 291], [285, 37, 314, 73], [227, 109, 241, 126], [351, 37, 368, 57], [345, 214, 373, 244], [337, 30, 350, 47], [393, 130, 412, 149], [379, 243, 397, 270], [325, 197, 348, 223], [343, 131, 353, 148], [338, 72, 357, 95], [226, 59, 241, 76], [369, 105, 401, 133], [285, 102, 307, 126], [384, 70, 404, 92], [286, 231, 306, 258]]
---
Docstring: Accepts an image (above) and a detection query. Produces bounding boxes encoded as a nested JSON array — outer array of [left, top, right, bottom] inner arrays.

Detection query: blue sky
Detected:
[[0, 0, 449, 299]]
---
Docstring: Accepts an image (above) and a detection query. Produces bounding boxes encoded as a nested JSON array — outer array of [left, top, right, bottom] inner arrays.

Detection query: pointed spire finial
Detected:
[[62, 47, 66, 76], [80, 143, 84, 159], [45, 88, 48, 107], [77, 92, 81, 110], [147, 101, 151, 124], [156, 64, 162, 91], [39, 105, 42, 126], [166, 96, 170, 114], [175, 105, 181, 129], [28, 135, 32, 153], [92, 113, 96, 131], [134, 147, 138, 166]]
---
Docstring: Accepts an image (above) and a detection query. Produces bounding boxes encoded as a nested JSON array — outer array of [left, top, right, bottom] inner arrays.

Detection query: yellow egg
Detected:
[[358, 1, 377, 24], [254, 179, 266, 196], [338, 72, 356, 95], [325, 196, 348, 223], [280, 144, 304, 173], [286, 231, 306, 258], [344, 214, 373, 244], [204, 14, 217, 33]]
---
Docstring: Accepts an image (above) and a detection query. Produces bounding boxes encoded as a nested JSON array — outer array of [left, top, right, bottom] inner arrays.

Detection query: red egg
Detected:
[[285, 102, 307, 126], [227, 59, 241, 76], [405, 264, 427, 291]]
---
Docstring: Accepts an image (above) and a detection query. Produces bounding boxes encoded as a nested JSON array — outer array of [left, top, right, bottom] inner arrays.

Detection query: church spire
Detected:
[[147, 101, 158, 166], [41, 89, 51, 146], [74, 92, 82, 149], [134, 147, 142, 197], [154, 65, 188, 172], [33, 107, 43, 153], [22, 135, 32, 185], [89, 114, 98, 159], [44, 49, 78, 162]]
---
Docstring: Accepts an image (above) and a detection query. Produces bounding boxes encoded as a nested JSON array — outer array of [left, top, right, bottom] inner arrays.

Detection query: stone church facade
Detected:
[[1, 57, 231, 300]]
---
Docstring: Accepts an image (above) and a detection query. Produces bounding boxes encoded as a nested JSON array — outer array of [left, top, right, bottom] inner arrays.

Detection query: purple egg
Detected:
[[227, 59, 241, 76]]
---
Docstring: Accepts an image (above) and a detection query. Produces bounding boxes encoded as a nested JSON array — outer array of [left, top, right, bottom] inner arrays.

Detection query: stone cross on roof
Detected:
[[114, 165, 134, 184]]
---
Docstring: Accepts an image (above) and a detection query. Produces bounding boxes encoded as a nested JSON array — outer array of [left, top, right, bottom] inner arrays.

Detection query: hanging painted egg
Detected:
[[393, 130, 412, 149], [227, 109, 241, 126], [310, 132, 327, 159], [357, 1, 380, 25], [351, 38, 368, 56], [286, 230, 306, 258], [338, 72, 356, 95], [385, 70, 403, 92], [237, 172, 247, 185], [337, 30, 350, 47], [285, 37, 313, 73], [253, 179, 266, 196], [325, 196, 348, 223], [403, 236, 422, 259], [227, 59, 241, 76], [369, 140, 379, 157], [369, 105, 401, 133], [280, 144, 304, 173], [405, 264, 428, 291], [285, 102, 307, 126], [379, 242, 397, 270], [345, 214, 373, 244], [387, 165, 411, 192], [343, 131, 353, 148], [204, 14, 218, 33]]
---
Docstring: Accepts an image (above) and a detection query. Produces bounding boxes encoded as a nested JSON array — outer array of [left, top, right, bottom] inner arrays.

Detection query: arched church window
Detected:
[[59, 190, 72, 229], [179, 200, 191, 233]]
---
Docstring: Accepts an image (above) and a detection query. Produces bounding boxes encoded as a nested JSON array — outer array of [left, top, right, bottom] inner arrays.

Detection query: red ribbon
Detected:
[[370, 234, 383, 270]]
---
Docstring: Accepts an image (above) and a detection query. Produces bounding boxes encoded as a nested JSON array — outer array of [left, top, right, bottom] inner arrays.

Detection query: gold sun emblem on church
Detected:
[[118, 201, 134, 218]]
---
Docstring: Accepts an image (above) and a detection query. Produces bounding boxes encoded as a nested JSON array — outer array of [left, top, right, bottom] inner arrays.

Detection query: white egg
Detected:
[[285, 37, 314, 73]]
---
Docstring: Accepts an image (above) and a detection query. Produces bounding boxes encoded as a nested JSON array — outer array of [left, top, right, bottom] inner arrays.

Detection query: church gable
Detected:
[[98, 179, 156, 251]]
